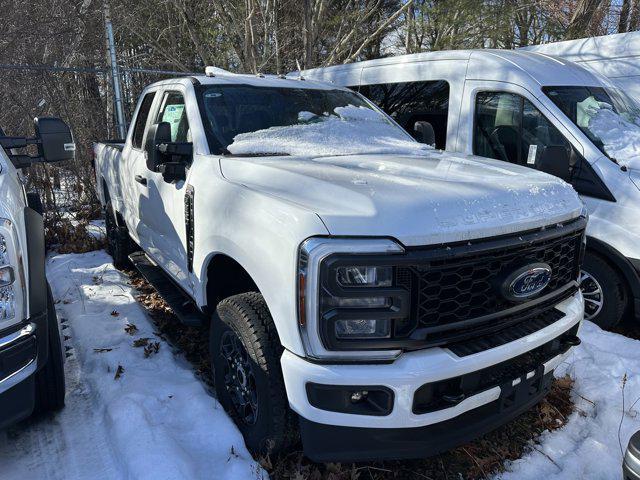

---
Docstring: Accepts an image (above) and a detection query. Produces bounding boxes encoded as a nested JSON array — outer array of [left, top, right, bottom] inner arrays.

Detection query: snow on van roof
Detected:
[[523, 31, 640, 62]]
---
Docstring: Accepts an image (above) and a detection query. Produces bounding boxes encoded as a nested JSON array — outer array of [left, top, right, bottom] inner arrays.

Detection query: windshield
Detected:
[[195, 84, 429, 156], [543, 85, 640, 168]]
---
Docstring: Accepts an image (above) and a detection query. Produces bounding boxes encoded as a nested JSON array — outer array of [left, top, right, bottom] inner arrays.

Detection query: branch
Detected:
[[343, 0, 414, 64]]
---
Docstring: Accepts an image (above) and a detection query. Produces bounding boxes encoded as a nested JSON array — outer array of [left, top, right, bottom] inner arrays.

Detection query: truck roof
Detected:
[[299, 49, 608, 89], [145, 72, 349, 92]]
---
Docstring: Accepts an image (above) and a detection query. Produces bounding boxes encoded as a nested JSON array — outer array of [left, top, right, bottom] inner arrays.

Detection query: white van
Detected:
[[302, 49, 640, 328], [523, 31, 640, 103]]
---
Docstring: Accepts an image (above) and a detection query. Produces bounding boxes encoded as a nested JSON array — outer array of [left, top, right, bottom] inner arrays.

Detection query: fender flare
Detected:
[[23, 205, 49, 369]]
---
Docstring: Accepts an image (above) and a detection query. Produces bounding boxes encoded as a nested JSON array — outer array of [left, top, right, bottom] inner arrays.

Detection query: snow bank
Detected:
[[585, 104, 640, 169], [227, 105, 432, 157], [14, 251, 263, 480], [497, 321, 640, 479]]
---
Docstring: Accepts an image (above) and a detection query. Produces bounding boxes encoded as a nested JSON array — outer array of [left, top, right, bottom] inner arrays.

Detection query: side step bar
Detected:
[[128, 252, 205, 327]]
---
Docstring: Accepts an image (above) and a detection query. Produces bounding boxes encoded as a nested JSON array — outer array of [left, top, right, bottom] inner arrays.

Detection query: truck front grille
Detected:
[[396, 218, 583, 334], [394, 217, 585, 349]]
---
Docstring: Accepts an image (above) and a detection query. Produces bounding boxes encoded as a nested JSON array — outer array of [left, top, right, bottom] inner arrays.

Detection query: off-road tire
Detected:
[[34, 284, 65, 413], [210, 292, 297, 455], [581, 252, 626, 329], [104, 200, 131, 270]]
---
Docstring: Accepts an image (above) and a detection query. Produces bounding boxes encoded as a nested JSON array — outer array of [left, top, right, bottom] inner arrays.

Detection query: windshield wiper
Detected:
[[222, 152, 291, 157]]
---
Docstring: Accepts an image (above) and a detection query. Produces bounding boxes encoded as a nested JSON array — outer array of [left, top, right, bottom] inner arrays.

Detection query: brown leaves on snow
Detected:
[[114, 365, 124, 380], [124, 323, 138, 335]]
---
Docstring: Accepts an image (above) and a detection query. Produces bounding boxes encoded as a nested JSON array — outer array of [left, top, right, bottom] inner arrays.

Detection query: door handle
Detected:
[[135, 175, 148, 186]]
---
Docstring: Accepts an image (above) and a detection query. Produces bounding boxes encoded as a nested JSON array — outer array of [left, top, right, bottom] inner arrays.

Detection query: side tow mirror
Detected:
[[34, 117, 75, 162], [413, 121, 436, 147], [144, 122, 171, 171], [536, 145, 572, 181]]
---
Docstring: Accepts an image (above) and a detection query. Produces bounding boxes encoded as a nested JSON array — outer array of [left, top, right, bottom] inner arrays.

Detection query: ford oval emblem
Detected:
[[502, 263, 552, 301]]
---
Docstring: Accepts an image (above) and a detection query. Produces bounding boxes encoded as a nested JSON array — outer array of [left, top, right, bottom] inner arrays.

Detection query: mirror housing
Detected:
[[413, 121, 436, 147], [536, 145, 574, 182], [144, 122, 193, 182], [35, 117, 75, 163], [144, 122, 171, 172]]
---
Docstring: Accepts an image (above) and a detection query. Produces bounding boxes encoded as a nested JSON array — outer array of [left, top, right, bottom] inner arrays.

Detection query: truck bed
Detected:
[[93, 141, 125, 208]]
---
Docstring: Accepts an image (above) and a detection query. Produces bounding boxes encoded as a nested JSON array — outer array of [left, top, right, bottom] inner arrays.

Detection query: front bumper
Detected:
[[281, 292, 583, 461], [0, 318, 43, 429]]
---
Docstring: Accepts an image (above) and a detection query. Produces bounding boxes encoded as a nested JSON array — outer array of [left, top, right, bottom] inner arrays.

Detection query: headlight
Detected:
[[336, 266, 393, 287], [298, 237, 409, 361], [0, 219, 26, 328]]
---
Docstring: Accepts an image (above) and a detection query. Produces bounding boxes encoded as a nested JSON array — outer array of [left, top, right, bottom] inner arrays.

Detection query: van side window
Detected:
[[132, 92, 156, 149], [474, 91, 574, 181], [359, 81, 449, 149], [156, 92, 190, 142]]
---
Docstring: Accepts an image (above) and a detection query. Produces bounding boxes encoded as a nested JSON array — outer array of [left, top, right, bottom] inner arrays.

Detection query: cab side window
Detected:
[[474, 91, 573, 181], [358, 80, 450, 149], [132, 92, 156, 149], [156, 92, 190, 143]]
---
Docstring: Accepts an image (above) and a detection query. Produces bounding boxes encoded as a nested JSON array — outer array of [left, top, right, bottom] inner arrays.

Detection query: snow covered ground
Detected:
[[0, 248, 638, 479], [0, 251, 264, 480], [499, 320, 640, 479]]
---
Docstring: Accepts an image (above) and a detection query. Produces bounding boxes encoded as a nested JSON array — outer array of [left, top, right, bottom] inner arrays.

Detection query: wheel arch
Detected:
[[202, 253, 260, 314], [102, 178, 126, 227], [586, 236, 640, 307]]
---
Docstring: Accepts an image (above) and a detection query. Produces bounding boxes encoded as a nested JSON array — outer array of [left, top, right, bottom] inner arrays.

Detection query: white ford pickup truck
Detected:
[[94, 69, 586, 461], [0, 118, 73, 428]]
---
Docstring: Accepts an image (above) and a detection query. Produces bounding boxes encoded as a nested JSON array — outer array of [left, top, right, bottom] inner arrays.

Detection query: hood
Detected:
[[220, 151, 584, 246]]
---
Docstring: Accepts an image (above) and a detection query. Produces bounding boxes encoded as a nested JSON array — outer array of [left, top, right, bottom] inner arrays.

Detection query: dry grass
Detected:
[[45, 208, 106, 254], [125, 268, 575, 480]]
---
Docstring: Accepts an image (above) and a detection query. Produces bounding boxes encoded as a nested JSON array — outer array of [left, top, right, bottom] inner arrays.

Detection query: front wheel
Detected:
[[580, 253, 626, 329], [210, 292, 297, 455]]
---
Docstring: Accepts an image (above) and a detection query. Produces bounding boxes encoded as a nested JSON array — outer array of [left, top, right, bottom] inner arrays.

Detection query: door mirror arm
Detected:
[[155, 142, 192, 183]]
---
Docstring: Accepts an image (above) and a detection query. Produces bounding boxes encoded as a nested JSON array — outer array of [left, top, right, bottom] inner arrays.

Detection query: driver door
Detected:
[[138, 88, 193, 291], [461, 80, 583, 182]]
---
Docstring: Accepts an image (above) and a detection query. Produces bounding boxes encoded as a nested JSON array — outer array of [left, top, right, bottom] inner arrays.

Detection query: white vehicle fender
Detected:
[[191, 164, 329, 356]]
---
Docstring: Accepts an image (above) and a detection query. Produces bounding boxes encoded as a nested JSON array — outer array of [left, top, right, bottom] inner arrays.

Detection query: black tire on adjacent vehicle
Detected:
[[581, 252, 627, 329], [104, 200, 131, 270], [210, 292, 297, 455], [34, 283, 65, 414]]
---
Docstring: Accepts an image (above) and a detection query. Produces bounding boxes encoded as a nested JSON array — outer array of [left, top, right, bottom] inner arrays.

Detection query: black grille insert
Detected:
[[396, 220, 583, 335], [447, 308, 565, 357]]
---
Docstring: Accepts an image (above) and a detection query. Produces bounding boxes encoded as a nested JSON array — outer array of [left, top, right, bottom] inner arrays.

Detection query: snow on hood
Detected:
[[584, 103, 640, 169], [221, 151, 583, 246], [227, 105, 432, 156]]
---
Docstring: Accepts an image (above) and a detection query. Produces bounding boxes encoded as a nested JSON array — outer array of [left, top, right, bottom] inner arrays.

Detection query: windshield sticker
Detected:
[[527, 145, 537, 165]]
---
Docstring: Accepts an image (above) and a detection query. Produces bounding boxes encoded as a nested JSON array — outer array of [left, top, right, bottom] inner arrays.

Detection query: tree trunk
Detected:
[[565, 0, 604, 40], [629, 0, 640, 30], [619, 0, 631, 32]]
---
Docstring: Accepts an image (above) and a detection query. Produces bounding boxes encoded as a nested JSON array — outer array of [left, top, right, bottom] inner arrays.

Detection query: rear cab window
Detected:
[[132, 92, 156, 149]]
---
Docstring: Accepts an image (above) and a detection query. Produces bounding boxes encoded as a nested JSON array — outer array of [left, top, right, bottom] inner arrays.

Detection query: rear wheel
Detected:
[[210, 292, 297, 455], [580, 253, 626, 329], [34, 284, 65, 414], [104, 200, 131, 270]]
